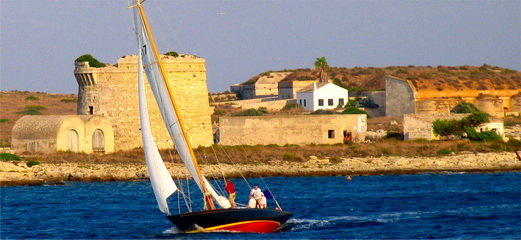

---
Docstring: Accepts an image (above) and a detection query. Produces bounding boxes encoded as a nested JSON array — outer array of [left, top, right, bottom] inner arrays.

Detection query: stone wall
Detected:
[[218, 114, 366, 146], [277, 80, 315, 100], [75, 55, 213, 150], [385, 76, 416, 117], [12, 115, 114, 153]]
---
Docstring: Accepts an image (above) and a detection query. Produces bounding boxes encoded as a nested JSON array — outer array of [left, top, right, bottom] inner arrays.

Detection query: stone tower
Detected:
[[74, 54, 214, 150]]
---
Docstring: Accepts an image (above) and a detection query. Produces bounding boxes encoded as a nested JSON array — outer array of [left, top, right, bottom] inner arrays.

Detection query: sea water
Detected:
[[1, 172, 520, 239]]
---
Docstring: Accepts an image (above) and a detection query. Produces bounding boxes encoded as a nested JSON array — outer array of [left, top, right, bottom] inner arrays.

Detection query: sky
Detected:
[[1, 0, 520, 94]]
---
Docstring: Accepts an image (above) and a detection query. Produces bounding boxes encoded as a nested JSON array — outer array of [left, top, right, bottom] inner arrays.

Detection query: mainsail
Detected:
[[137, 49, 177, 215], [131, 1, 230, 210]]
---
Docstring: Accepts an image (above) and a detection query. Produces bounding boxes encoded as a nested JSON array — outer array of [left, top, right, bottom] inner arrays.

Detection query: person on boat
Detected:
[[260, 193, 267, 209], [225, 179, 236, 208], [248, 195, 257, 208], [250, 185, 262, 208]]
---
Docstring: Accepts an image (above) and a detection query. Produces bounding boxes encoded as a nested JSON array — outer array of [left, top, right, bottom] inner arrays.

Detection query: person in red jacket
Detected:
[[225, 179, 236, 208]]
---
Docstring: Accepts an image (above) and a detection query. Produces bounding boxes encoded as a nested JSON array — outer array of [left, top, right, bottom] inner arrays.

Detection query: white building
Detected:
[[296, 82, 348, 111]]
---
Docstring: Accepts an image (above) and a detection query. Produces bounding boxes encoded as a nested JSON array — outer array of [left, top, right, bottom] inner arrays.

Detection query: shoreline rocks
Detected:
[[1, 152, 520, 187]]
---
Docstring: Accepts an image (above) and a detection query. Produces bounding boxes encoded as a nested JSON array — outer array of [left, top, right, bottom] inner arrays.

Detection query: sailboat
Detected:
[[129, 1, 293, 233]]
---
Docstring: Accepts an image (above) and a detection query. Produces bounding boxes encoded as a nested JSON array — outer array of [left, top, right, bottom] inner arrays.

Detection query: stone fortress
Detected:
[[74, 54, 214, 150], [12, 54, 214, 153]]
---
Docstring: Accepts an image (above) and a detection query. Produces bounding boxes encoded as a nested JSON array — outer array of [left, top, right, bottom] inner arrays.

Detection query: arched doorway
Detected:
[[92, 129, 105, 153], [66, 129, 79, 152]]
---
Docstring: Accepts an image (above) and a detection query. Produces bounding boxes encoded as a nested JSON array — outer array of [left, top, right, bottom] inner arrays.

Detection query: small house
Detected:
[[296, 82, 348, 112]]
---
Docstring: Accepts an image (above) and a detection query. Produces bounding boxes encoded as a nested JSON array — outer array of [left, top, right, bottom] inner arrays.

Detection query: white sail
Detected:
[[138, 49, 177, 215], [131, 1, 230, 209]]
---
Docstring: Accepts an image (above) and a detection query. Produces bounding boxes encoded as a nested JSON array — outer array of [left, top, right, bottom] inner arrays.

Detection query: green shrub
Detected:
[[25, 96, 39, 101], [433, 112, 489, 136], [282, 102, 303, 111], [451, 102, 480, 113], [75, 54, 106, 68], [282, 153, 302, 162], [329, 157, 342, 164], [60, 98, 77, 103], [464, 128, 502, 142], [213, 109, 225, 116], [341, 107, 367, 115], [25, 105, 46, 111], [436, 149, 453, 155], [164, 51, 179, 57], [311, 109, 336, 115], [0, 153, 21, 161], [0, 119, 10, 123], [232, 108, 268, 116], [505, 138, 521, 149], [26, 160, 40, 167], [16, 109, 42, 115]]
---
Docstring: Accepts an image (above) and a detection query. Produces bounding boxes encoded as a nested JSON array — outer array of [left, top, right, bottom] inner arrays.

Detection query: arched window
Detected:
[[92, 129, 105, 153], [66, 129, 79, 152]]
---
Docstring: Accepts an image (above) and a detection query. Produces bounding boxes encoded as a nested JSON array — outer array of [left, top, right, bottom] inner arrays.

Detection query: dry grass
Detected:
[[17, 139, 516, 165]]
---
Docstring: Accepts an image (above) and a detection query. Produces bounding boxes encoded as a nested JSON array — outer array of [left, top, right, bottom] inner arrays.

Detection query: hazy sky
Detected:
[[1, 0, 520, 94]]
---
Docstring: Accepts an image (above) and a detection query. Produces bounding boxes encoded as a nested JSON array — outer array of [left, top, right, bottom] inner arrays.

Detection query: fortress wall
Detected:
[[385, 77, 416, 117], [218, 114, 366, 146], [75, 55, 213, 151]]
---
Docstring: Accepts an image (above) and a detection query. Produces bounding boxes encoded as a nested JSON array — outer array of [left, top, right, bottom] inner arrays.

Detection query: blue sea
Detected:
[[1, 172, 520, 239]]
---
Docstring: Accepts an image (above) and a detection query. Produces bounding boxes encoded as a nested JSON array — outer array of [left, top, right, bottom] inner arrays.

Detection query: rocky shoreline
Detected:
[[1, 152, 520, 187]]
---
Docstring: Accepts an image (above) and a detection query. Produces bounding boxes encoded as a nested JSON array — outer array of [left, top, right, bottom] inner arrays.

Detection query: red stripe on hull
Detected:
[[205, 220, 281, 233]]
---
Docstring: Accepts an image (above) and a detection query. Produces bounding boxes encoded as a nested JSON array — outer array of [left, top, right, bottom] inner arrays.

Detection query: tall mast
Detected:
[[134, 1, 215, 210]]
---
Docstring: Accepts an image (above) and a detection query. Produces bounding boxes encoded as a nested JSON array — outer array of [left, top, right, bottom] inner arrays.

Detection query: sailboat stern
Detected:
[[167, 208, 293, 233]]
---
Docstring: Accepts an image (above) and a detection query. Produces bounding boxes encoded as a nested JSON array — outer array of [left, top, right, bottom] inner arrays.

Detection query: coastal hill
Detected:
[[0, 91, 77, 146], [244, 64, 521, 92]]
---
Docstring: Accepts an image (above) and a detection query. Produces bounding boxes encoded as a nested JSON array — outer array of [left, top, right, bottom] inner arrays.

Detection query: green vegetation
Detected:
[[451, 102, 480, 113], [282, 153, 302, 162], [16, 105, 46, 115], [465, 128, 502, 142], [432, 112, 500, 142], [232, 108, 268, 116], [60, 98, 77, 103], [26, 160, 41, 167], [0, 119, 10, 123], [164, 51, 179, 57], [16, 109, 42, 115], [329, 157, 342, 164], [282, 102, 303, 111], [25, 95, 39, 101], [75, 54, 106, 68], [0, 153, 21, 161], [436, 149, 454, 155], [213, 109, 226, 116], [314, 56, 329, 83], [25, 105, 46, 111], [341, 107, 368, 115], [310, 109, 335, 115]]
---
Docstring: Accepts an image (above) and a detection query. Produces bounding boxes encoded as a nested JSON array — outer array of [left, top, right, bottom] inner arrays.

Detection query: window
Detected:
[[303, 99, 307, 106], [328, 130, 335, 139], [338, 98, 345, 107], [328, 99, 334, 106], [318, 99, 324, 106], [299, 99, 302, 105], [89, 106, 94, 115]]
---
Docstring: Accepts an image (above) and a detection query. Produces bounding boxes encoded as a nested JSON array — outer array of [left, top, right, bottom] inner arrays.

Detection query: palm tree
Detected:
[[314, 56, 329, 82]]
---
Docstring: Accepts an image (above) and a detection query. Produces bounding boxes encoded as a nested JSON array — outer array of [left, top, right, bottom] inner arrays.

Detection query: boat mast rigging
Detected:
[[131, 0, 215, 210]]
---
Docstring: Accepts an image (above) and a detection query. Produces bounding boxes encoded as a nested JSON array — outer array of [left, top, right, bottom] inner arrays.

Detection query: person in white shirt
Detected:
[[250, 185, 262, 208], [248, 195, 257, 208], [260, 193, 267, 208]]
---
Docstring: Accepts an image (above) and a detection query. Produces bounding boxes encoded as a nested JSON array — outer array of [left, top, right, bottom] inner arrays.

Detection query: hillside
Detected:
[[0, 91, 77, 146], [245, 64, 521, 92]]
